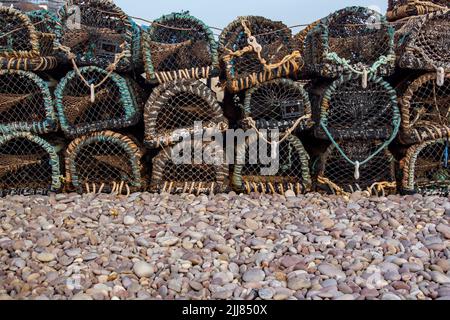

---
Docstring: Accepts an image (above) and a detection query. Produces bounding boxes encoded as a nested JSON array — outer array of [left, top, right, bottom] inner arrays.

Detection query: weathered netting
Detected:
[[55, 66, 141, 138], [0, 6, 58, 71], [402, 138, 450, 196], [65, 130, 145, 195], [316, 140, 397, 195], [387, 0, 449, 21], [233, 134, 311, 195], [57, 0, 141, 72], [151, 140, 229, 194], [0, 132, 61, 197], [241, 79, 313, 132], [219, 16, 301, 93], [399, 72, 450, 144], [304, 6, 395, 78], [314, 73, 400, 141], [144, 79, 228, 148], [396, 10, 450, 72], [143, 11, 218, 83], [0, 70, 57, 134]]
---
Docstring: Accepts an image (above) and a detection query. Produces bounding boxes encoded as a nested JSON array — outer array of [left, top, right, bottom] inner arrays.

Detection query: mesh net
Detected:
[[55, 66, 141, 138], [0, 7, 58, 70], [314, 74, 400, 141], [57, 0, 140, 72], [316, 140, 396, 195], [402, 139, 450, 196], [65, 130, 145, 194], [144, 79, 228, 148], [397, 10, 450, 71], [242, 79, 313, 132], [233, 133, 311, 195], [219, 16, 301, 92], [151, 140, 229, 194], [0, 132, 61, 196], [387, 0, 449, 21], [0, 70, 57, 134], [304, 6, 395, 78], [400, 72, 450, 144], [143, 12, 218, 83]]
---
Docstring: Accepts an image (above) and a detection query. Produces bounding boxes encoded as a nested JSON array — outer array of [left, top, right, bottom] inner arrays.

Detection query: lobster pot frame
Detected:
[[233, 134, 311, 195], [0, 70, 57, 134], [0, 7, 58, 71], [316, 140, 397, 195], [219, 16, 301, 93], [314, 73, 400, 141], [242, 79, 313, 132], [143, 12, 218, 83], [57, 0, 141, 72], [387, 0, 449, 21], [402, 139, 450, 196], [0, 132, 61, 197], [144, 79, 228, 148], [399, 72, 450, 144], [65, 131, 145, 194], [151, 140, 229, 194], [55, 66, 141, 138], [396, 10, 450, 72], [304, 6, 395, 78]]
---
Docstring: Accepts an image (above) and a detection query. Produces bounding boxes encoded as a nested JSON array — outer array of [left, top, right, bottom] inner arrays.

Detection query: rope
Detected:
[[317, 176, 350, 197]]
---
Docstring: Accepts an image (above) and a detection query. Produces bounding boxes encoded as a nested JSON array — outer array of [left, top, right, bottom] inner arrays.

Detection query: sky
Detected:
[[114, 0, 388, 33]]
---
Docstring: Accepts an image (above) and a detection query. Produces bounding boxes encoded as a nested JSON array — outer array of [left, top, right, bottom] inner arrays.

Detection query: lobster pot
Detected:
[[304, 6, 395, 78], [143, 12, 218, 83], [65, 131, 145, 194], [219, 16, 301, 93], [0, 70, 57, 134], [233, 134, 311, 195], [0, 132, 61, 197], [55, 66, 142, 138], [316, 140, 396, 195], [396, 10, 450, 72], [314, 74, 400, 141], [242, 79, 313, 132], [58, 0, 141, 72], [387, 0, 449, 21], [0, 7, 58, 71], [294, 20, 321, 57], [151, 140, 229, 194], [402, 139, 450, 196], [144, 79, 228, 148], [399, 72, 450, 144]]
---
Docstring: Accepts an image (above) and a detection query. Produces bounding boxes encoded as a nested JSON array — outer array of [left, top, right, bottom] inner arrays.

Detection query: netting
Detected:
[[387, 0, 449, 21], [144, 79, 228, 148], [396, 10, 450, 71], [55, 66, 142, 138], [293, 20, 321, 57], [241, 79, 313, 132], [303, 6, 395, 78], [314, 73, 400, 141], [0, 70, 57, 134], [316, 140, 397, 195], [0, 132, 61, 197], [143, 11, 218, 84], [57, 0, 141, 72], [233, 133, 311, 195], [402, 138, 450, 196], [0, 6, 58, 71], [399, 72, 450, 144], [151, 140, 229, 194], [219, 16, 301, 93], [65, 130, 145, 195]]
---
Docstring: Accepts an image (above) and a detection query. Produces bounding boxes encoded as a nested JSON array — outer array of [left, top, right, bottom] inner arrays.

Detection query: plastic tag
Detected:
[[437, 67, 445, 86], [354, 161, 360, 180], [90, 84, 95, 103]]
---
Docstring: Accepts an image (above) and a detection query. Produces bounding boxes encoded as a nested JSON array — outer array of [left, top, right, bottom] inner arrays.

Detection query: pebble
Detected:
[[243, 269, 266, 282], [318, 263, 346, 280], [36, 252, 55, 263], [133, 261, 155, 278], [123, 216, 136, 225]]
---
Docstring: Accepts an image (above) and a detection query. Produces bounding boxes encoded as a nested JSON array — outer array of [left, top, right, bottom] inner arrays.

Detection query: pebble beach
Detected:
[[1, 192, 450, 300]]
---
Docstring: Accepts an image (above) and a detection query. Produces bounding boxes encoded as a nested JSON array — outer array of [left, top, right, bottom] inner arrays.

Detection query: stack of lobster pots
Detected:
[[219, 16, 314, 196], [387, 0, 450, 196], [299, 6, 401, 196]]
